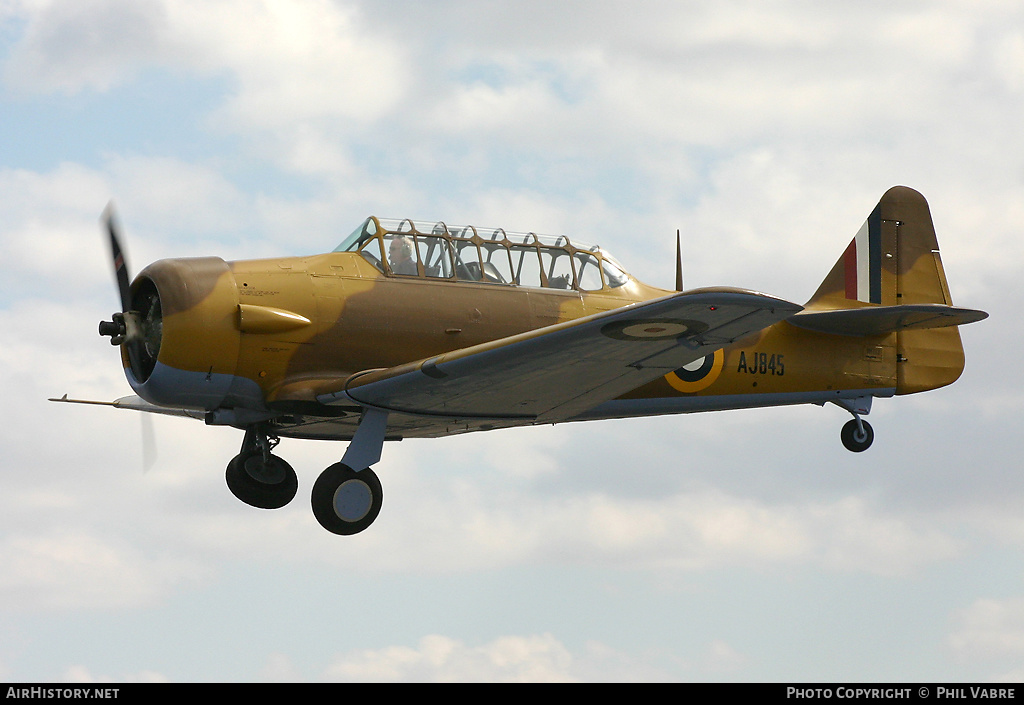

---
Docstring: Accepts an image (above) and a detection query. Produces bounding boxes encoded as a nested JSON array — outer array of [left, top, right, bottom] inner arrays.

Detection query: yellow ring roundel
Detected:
[[665, 349, 725, 393]]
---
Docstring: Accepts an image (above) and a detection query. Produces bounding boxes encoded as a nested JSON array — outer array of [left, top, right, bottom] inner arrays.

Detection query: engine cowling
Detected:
[[117, 257, 254, 411]]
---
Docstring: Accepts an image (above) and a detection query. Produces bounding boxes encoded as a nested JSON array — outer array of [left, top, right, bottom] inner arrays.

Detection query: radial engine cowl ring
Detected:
[[121, 257, 241, 409]]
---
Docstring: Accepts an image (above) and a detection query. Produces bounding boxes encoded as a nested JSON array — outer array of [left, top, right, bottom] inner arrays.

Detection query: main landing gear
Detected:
[[225, 410, 389, 535], [226, 425, 298, 509]]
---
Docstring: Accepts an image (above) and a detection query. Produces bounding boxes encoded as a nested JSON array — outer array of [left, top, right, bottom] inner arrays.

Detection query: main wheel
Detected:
[[311, 463, 383, 535], [226, 450, 298, 509], [841, 419, 874, 453]]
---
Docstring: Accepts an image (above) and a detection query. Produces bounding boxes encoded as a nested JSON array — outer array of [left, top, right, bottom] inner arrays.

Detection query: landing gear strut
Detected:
[[225, 410, 390, 534], [310, 408, 389, 535], [226, 425, 298, 509]]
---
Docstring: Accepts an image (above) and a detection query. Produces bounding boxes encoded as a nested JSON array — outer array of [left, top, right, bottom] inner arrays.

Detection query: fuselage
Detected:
[[118, 212, 966, 437]]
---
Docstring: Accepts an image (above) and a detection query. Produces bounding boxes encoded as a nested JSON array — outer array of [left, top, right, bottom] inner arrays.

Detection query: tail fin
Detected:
[[800, 186, 987, 394], [806, 185, 952, 311]]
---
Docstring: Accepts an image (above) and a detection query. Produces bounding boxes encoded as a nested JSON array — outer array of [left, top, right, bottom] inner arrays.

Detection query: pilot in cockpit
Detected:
[[388, 236, 417, 275]]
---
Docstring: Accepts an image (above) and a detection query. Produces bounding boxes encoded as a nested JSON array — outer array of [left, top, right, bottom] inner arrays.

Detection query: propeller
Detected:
[[98, 204, 162, 383], [141, 411, 157, 473], [97, 203, 141, 345], [97, 203, 159, 472], [106, 203, 132, 312]]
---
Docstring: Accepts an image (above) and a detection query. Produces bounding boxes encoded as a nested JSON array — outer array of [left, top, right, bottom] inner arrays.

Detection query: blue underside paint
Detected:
[[127, 362, 266, 412], [569, 388, 897, 423]]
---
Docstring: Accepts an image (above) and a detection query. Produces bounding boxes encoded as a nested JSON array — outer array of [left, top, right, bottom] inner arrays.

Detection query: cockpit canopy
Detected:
[[335, 217, 630, 291]]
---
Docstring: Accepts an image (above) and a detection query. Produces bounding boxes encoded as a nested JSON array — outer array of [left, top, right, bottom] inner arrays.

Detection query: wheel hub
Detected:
[[333, 479, 373, 522]]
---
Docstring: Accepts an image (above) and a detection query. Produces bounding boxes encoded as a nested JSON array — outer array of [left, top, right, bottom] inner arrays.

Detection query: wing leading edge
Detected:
[[319, 288, 803, 424]]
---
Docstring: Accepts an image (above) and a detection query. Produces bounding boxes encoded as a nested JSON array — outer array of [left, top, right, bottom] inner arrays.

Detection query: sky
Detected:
[[0, 0, 1021, 683]]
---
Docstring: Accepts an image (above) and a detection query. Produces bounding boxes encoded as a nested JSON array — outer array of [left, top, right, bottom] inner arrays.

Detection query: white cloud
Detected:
[[991, 30, 1024, 90], [0, 164, 110, 292], [257, 653, 303, 682], [2, 0, 171, 93], [320, 632, 746, 681], [102, 155, 254, 248], [176, 0, 408, 130], [0, 158, 254, 303], [948, 596, 1024, 663], [701, 639, 748, 674], [249, 438, 963, 576], [62, 665, 169, 683], [323, 633, 575, 682], [3, 0, 404, 109], [812, 498, 964, 576], [0, 530, 207, 610]]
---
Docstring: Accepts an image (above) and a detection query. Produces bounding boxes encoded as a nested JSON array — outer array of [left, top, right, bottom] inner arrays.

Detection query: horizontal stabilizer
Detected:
[[789, 304, 988, 336]]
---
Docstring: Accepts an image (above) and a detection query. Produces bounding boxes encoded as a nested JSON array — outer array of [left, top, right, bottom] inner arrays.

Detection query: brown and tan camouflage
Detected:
[[61, 185, 986, 533]]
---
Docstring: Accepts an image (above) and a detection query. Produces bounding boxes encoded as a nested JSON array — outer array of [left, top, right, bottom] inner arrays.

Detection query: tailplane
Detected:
[[795, 186, 986, 394]]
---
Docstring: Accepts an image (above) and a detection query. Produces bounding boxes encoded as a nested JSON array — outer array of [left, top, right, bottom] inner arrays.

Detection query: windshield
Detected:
[[333, 217, 378, 253]]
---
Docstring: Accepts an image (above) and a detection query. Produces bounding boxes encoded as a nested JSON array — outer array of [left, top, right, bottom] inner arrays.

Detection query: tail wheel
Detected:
[[226, 450, 298, 509], [841, 419, 874, 453], [311, 463, 383, 535]]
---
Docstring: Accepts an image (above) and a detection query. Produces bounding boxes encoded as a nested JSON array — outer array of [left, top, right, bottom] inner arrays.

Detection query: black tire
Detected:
[[311, 463, 383, 535], [841, 419, 874, 453], [225, 450, 298, 509]]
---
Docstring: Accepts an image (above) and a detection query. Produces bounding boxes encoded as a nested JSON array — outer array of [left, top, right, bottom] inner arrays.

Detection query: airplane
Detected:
[[52, 185, 987, 535]]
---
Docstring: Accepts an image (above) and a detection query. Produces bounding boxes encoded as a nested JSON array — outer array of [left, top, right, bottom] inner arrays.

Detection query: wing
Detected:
[[319, 288, 802, 424]]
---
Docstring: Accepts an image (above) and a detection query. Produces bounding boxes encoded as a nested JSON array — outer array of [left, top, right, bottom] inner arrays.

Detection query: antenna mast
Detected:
[[675, 229, 684, 292]]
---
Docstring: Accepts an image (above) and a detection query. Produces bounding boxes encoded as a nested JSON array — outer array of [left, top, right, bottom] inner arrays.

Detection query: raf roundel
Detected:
[[600, 318, 709, 341], [665, 349, 725, 393]]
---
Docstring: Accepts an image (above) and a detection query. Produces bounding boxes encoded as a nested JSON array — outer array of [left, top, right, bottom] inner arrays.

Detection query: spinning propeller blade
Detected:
[[141, 412, 157, 473], [97, 203, 144, 347], [103, 203, 132, 313], [98, 204, 161, 471]]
